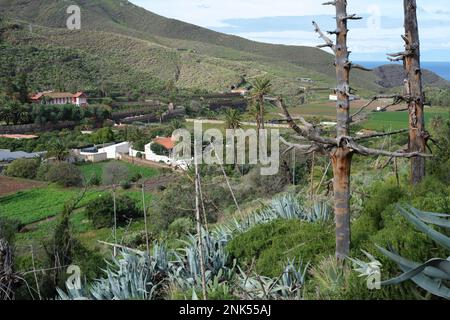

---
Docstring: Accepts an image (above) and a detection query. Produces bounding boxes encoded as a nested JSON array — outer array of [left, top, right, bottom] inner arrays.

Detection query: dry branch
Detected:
[[313, 21, 335, 51]]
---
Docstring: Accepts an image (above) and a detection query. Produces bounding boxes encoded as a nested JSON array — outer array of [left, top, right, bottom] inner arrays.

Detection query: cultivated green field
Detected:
[[364, 107, 449, 131], [78, 160, 159, 184], [0, 184, 152, 225], [0, 182, 155, 254]]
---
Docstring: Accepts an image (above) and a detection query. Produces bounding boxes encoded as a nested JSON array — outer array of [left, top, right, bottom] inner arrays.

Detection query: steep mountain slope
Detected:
[[0, 0, 447, 97], [374, 64, 449, 89], [0, 0, 381, 93]]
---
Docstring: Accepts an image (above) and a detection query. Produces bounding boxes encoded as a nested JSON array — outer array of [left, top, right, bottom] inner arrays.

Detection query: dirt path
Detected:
[[0, 176, 43, 197]]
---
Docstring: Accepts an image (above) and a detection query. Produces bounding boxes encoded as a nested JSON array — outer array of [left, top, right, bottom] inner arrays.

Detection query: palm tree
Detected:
[[224, 108, 243, 173], [224, 108, 242, 130], [0, 100, 29, 125], [169, 119, 186, 132], [250, 77, 272, 131], [155, 108, 165, 124], [48, 140, 69, 162]]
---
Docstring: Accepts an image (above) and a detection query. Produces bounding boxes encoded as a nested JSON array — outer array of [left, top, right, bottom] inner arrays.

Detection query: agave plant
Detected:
[[170, 230, 234, 291], [58, 194, 330, 300], [309, 256, 352, 299], [236, 259, 309, 300], [377, 206, 450, 299], [225, 194, 331, 237], [58, 245, 172, 300]]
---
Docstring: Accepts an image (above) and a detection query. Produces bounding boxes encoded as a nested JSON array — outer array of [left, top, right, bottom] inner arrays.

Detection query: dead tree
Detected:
[[388, 0, 427, 185], [0, 238, 17, 300], [276, 0, 430, 259]]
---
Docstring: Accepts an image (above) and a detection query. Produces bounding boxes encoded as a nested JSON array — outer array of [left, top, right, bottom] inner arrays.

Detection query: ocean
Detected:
[[355, 61, 450, 82]]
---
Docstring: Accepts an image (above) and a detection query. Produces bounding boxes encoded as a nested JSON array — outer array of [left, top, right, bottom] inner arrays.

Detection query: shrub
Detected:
[[151, 143, 169, 156], [168, 217, 195, 237], [44, 163, 83, 187], [122, 231, 155, 250], [5, 158, 40, 179], [130, 172, 142, 183], [88, 174, 102, 186], [305, 256, 351, 300], [351, 179, 405, 246], [0, 217, 20, 244], [103, 162, 129, 186], [85, 194, 141, 229], [227, 219, 335, 277], [152, 176, 220, 230]]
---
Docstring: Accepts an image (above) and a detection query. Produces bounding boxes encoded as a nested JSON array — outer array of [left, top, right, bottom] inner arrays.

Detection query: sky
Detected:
[[130, 0, 450, 61]]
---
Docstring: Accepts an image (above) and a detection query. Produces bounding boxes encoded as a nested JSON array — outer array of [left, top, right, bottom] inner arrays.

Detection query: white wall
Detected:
[[144, 143, 190, 170], [98, 142, 130, 159], [79, 152, 108, 163]]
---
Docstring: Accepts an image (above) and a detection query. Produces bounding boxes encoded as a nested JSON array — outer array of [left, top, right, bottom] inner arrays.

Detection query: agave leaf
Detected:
[[409, 206, 450, 229], [376, 245, 450, 280], [377, 246, 450, 299], [397, 205, 450, 250]]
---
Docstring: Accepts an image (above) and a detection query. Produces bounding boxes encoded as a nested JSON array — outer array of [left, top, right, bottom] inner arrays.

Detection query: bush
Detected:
[[0, 217, 21, 244], [5, 158, 40, 179], [85, 194, 141, 229], [151, 143, 169, 156], [352, 179, 405, 246], [122, 231, 155, 250], [88, 174, 102, 186], [103, 162, 129, 186], [44, 163, 83, 187], [168, 217, 195, 237], [347, 176, 450, 300], [130, 172, 142, 183], [152, 176, 220, 230], [227, 219, 335, 277]]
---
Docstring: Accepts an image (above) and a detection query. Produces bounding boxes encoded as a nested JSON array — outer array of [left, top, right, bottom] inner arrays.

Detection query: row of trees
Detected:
[[0, 99, 111, 126]]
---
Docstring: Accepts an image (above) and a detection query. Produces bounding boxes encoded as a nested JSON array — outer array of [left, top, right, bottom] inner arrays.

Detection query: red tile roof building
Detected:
[[153, 136, 176, 150], [30, 91, 88, 107]]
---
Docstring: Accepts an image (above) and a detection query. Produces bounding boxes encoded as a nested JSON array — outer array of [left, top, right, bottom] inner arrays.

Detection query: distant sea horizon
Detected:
[[355, 61, 450, 82]]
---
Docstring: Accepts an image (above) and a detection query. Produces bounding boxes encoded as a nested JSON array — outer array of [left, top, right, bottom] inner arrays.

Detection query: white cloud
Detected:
[[131, 0, 330, 27], [130, 0, 450, 60]]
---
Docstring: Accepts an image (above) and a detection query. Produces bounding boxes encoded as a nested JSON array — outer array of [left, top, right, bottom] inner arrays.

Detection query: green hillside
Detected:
[[0, 0, 447, 98], [0, 0, 379, 95]]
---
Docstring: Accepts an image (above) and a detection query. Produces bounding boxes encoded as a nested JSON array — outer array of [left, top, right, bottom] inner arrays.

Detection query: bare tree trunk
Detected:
[[259, 97, 265, 130], [141, 184, 150, 256], [403, 0, 426, 185], [194, 142, 207, 300], [332, 0, 354, 259], [331, 148, 353, 259]]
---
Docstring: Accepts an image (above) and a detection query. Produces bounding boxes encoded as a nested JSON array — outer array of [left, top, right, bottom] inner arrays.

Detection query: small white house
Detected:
[[98, 142, 130, 159], [76, 142, 131, 163], [144, 137, 190, 170]]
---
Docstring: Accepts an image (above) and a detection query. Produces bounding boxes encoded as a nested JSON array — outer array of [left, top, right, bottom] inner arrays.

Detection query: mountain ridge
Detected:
[[0, 0, 448, 96]]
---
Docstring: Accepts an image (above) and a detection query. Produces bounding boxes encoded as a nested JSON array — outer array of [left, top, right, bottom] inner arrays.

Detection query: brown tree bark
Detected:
[[331, 148, 353, 259], [332, 0, 354, 259], [404, 0, 426, 185]]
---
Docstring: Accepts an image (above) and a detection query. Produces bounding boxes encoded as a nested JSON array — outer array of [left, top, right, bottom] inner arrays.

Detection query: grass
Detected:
[[14, 192, 153, 253], [0, 185, 103, 225], [77, 160, 159, 184], [0, 182, 154, 226], [0, 180, 155, 254], [363, 107, 449, 131]]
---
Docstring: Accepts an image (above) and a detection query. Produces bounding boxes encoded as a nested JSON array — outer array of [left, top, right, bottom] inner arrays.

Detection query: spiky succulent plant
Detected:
[[377, 206, 450, 299]]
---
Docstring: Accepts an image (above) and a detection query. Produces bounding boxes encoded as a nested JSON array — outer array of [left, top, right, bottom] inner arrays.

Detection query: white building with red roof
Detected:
[[30, 91, 88, 107]]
